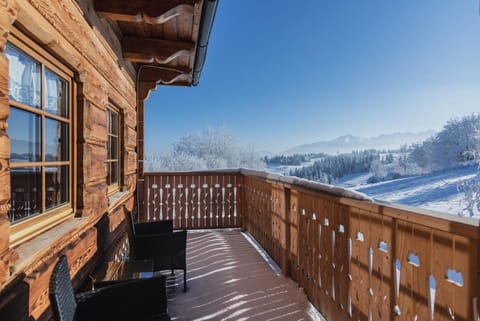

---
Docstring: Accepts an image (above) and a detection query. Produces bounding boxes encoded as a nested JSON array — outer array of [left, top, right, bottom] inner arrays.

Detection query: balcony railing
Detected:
[[141, 170, 243, 229], [141, 169, 480, 321]]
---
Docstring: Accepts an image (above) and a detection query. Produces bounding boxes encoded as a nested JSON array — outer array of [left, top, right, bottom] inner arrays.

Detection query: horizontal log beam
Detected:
[[123, 36, 195, 65], [95, 0, 196, 24]]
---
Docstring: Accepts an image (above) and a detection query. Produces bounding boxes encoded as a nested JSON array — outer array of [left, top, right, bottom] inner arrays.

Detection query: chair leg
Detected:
[[171, 269, 174, 276], [183, 268, 186, 292]]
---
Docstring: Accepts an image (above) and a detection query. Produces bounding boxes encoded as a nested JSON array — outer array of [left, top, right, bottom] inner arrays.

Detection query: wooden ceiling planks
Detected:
[[94, 0, 206, 90]]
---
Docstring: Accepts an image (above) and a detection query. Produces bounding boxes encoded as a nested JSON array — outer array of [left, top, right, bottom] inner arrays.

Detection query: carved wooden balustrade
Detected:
[[142, 169, 480, 321], [141, 171, 242, 229]]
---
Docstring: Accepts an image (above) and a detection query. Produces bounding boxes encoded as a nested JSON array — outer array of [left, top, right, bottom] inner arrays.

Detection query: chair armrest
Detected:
[[134, 220, 173, 235], [76, 276, 168, 321]]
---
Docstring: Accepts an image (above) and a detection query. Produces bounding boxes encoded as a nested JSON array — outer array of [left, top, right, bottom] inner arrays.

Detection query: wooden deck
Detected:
[[165, 230, 325, 321]]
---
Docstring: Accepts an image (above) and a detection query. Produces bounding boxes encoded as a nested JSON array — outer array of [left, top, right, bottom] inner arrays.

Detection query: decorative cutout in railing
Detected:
[[143, 170, 479, 321], [241, 171, 479, 321], [142, 172, 242, 229]]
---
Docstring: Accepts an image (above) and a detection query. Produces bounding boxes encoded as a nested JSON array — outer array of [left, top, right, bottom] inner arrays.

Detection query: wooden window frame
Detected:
[[7, 27, 76, 247], [107, 104, 122, 195]]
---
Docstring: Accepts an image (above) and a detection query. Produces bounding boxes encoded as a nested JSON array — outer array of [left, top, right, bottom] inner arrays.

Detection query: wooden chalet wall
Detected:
[[0, 0, 138, 319]]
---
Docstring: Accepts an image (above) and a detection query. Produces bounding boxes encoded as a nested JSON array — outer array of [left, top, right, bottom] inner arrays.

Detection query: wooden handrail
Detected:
[[143, 169, 480, 321]]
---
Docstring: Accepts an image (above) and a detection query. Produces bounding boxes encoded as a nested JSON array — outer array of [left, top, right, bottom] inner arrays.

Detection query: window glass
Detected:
[[9, 107, 41, 162], [10, 167, 41, 222], [45, 165, 69, 210], [107, 107, 120, 189], [109, 136, 118, 161], [7, 41, 71, 224], [45, 117, 69, 162], [109, 161, 118, 186], [5, 44, 41, 108], [45, 69, 68, 117]]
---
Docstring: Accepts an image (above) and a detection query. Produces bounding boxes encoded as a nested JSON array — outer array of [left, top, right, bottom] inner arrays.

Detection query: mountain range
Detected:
[[283, 130, 436, 155]]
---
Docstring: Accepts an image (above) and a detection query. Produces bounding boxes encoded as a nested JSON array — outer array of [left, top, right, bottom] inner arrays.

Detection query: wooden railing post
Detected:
[[281, 187, 291, 277]]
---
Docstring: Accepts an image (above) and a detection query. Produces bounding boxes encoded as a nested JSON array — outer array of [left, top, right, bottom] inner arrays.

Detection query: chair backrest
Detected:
[[49, 255, 77, 321], [169, 230, 187, 256], [167, 230, 187, 270], [123, 206, 136, 256]]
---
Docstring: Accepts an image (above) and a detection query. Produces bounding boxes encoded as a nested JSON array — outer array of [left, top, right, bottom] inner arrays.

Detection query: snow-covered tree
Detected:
[[459, 172, 480, 217], [409, 140, 434, 172], [409, 114, 480, 171], [145, 127, 265, 171], [458, 118, 480, 217]]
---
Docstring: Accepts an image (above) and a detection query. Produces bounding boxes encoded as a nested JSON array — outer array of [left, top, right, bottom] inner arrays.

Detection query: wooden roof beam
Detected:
[[138, 75, 191, 100], [123, 36, 195, 65], [95, 0, 196, 25], [140, 67, 192, 82], [139, 67, 192, 86]]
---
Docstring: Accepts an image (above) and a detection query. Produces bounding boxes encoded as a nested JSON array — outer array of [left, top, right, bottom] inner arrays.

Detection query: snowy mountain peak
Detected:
[[283, 130, 435, 155], [336, 135, 356, 143]]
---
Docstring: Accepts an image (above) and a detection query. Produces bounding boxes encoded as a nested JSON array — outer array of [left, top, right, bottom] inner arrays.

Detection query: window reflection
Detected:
[[107, 107, 120, 188], [109, 110, 118, 134], [109, 136, 118, 160], [10, 167, 41, 222], [7, 41, 71, 224], [45, 69, 68, 117], [46, 166, 68, 210], [9, 107, 41, 162], [45, 118, 69, 162], [109, 161, 118, 185], [5, 44, 41, 108]]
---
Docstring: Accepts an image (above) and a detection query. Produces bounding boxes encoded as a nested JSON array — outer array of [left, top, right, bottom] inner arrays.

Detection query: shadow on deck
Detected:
[[164, 230, 325, 321]]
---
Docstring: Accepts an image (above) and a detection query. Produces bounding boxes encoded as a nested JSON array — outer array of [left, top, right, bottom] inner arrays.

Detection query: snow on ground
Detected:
[[265, 164, 479, 217], [343, 167, 478, 216], [336, 173, 371, 187], [265, 157, 325, 176]]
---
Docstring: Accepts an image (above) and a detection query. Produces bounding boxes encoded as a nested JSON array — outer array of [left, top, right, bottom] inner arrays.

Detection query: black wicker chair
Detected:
[[127, 207, 173, 235], [49, 255, 171, 321], [125, 207, 187, 292]]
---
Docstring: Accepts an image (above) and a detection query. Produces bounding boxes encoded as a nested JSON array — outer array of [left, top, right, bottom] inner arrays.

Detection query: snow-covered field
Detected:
[[338, 167, 479, 217], [266, 164, 479, 217]]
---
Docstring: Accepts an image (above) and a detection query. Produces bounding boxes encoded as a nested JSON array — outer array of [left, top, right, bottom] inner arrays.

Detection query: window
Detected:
[[107, 105, 120, 193], [6, 35, 73, 226]]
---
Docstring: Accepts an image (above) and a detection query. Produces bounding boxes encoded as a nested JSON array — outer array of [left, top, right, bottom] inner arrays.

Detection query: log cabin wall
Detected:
[[0, 0, 138, 319]]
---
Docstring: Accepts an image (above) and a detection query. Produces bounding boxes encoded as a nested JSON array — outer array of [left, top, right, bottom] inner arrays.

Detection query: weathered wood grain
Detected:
[[0, 1, 17, 285], [236, 170, 479, 321]]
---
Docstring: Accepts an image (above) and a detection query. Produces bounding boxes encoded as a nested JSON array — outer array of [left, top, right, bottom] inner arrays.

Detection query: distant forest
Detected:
[[289, 150, 385, 184], [274, 114, 480, 186], [264, 153, 325, 166]]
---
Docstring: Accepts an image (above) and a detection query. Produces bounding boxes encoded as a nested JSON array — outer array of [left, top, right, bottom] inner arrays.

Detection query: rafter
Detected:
[[138, 68, 192, 100], [140, 67, 192, 82], [158, 73, 191, 85], [141, 69, 192, 84], [138, 76, 190, 101], [139, 81, 157, 101], [123, 36, 195, 65], [95, 0, 196, 24]]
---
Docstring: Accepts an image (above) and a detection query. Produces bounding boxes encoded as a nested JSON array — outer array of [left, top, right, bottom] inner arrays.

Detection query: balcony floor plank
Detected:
[[165, 230, 325, 321]]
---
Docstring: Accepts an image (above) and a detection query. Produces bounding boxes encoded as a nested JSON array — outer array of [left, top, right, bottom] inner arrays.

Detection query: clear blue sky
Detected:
[[145, 0, 480, 154]]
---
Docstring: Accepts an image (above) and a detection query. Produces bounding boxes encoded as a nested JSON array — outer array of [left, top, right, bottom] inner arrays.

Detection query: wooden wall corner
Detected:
[[0, 248, 19, 285], [0, 3, 16, 284], [0, 1, 18, 52]]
